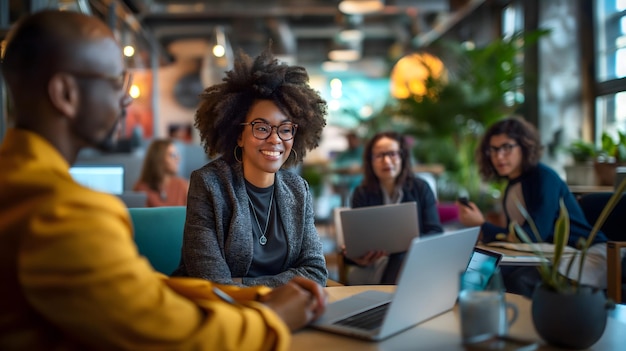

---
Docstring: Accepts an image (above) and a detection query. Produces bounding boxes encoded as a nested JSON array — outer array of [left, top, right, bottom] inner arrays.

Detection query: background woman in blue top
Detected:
[[346, 131, 443, 284], [458, 116, 608, 297]]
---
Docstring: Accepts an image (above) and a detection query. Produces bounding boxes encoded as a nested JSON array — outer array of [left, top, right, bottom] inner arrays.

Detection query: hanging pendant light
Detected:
[[45, 0, 92, 14], [338, 0, 384, 15]]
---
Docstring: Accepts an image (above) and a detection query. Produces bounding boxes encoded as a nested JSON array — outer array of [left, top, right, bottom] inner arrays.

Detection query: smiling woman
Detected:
[[171, 48, 329, 288]]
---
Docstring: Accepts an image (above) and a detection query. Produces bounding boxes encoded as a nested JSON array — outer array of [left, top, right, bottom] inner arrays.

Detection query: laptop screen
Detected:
[[69, 165, 125, 195]]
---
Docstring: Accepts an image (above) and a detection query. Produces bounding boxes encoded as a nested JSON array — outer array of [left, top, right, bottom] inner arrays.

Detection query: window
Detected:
[[594, 0, 626, 139]]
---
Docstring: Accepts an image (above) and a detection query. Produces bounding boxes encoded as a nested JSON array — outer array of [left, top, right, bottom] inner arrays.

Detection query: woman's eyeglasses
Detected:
[[240, 121, 298, 141], [486, 143, 519, 156], [373, 150, 402, 162]]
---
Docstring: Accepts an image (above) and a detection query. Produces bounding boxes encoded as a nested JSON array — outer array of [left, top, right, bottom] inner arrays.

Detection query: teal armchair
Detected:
[[128, 206, 186, 275]]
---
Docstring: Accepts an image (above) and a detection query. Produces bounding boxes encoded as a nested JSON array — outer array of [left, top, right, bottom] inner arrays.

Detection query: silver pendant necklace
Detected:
[[247, 191, 274, 246]]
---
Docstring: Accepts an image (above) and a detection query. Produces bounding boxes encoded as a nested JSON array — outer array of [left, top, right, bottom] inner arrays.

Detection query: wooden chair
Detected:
[[578, 192, 626, 303]]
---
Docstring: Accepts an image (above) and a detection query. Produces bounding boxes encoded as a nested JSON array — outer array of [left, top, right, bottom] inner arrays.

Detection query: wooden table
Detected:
[[291, 285, 626, 350], [568, 185, 613, 196]]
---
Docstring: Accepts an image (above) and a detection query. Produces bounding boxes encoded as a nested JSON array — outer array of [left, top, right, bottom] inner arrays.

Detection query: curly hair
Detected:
[[137, 139, 175, 192], [361, 131, 414, 193], [195, 48, 327, 168], [477, 116, 543, 181]]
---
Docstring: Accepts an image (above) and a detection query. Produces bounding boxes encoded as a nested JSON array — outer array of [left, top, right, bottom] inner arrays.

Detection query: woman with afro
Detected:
[[172, 48, 329, 287]]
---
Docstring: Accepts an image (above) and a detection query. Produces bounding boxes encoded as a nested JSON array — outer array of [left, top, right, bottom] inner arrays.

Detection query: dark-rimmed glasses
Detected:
[[68, 70, 133, 96], [240, 121, 298, 141], [373, 150, 402, 162], [486, 143, 518, 157]]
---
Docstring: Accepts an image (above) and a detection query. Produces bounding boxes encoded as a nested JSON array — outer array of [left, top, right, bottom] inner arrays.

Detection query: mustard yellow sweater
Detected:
[[0, 128, 289, 350]]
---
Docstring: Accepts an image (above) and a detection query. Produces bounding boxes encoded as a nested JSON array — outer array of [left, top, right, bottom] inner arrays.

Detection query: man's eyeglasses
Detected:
[[486, 143, 519, 156], [373, 150, 402, 162], [69, 70, 133, 96], [240, 121, 298, 141]]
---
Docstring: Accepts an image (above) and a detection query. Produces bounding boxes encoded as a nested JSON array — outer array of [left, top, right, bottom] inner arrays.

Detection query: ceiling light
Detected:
[[390, 52, 447, 99], [129, 84, 141, 99], [328, 39, 362, 62], [339, 28, 364, 42], [338, 0, 384, 15], [212, 44, 225, 58], [123, 45, 135, 57], [328, 47, 361, 62], [321, 61, 349, 72], [51, 0, 92, 14]]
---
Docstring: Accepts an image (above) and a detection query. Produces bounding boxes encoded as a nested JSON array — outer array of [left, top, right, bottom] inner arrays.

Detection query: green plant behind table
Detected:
[[599, 131, 626, 162], [513, 176, 626, 293], [566, 140, 598, 163]]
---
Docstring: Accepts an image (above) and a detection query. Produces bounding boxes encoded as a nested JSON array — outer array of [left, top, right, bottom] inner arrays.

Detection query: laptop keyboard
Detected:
[[333, 302, 390, 330]]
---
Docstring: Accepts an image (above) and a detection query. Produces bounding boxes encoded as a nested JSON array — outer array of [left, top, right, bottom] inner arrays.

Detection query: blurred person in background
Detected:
[[134, 138, 189, 207]]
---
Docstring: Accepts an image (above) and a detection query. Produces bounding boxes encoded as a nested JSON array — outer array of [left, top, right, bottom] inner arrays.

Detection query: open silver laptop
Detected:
[[340, 202, 419, 260], [312, 226, 481, 341]]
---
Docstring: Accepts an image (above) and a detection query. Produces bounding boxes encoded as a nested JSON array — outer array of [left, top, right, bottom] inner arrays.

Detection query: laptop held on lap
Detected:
[[311, 226, 481, 341], [340, 202, 419, 260]]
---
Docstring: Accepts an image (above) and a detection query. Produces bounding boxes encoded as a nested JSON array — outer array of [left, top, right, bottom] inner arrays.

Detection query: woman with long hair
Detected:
[[346, 131, 443, 284], [134, 139, 189, 207]]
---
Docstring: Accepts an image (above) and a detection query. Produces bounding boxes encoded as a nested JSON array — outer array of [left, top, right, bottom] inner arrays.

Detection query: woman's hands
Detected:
[[341, 245, 387, 267], [352, 250, 388, 267], [457, 199, 486, 228]]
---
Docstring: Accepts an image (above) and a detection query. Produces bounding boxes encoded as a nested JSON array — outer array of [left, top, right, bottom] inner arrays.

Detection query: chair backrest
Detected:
[[333, 206, 349, 249], [578, 192, 626, 242], [128, 206, 186, 275], [117, 191, 148, 208]]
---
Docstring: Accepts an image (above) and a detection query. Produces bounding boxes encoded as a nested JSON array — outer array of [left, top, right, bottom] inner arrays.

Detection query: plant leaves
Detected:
[[551, 199, 570, 282]]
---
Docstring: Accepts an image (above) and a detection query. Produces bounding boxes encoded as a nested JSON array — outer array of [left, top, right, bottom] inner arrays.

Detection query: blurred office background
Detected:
[[1, 0, 625, 209]]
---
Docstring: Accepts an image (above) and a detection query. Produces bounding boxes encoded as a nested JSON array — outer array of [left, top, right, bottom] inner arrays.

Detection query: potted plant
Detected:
[[564, 139, 597, 185], [511, 177, 626, 349], [595, 131, 626, 185]]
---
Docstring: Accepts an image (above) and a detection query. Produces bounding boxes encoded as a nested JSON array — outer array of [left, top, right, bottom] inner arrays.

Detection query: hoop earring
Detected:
[[290, 149, 298, 162], [234, 145, 242, 163]]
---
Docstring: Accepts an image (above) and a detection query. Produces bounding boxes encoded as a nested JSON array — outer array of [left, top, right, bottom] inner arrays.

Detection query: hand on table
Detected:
[[260, 276, 327, 331]]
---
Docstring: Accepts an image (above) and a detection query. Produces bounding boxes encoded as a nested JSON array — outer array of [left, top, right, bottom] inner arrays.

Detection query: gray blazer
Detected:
[[173, 158, 328, 287]]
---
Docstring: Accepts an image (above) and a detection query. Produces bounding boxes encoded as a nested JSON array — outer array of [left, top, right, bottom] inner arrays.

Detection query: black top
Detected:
[[245, 180, 288, 277]]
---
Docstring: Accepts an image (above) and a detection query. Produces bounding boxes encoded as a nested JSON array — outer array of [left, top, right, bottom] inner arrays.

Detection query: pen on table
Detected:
[[212, 286, 238, 305]]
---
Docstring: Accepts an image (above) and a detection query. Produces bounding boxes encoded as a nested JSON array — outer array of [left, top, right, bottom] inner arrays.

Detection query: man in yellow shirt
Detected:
[[0, 10, 326, 350]]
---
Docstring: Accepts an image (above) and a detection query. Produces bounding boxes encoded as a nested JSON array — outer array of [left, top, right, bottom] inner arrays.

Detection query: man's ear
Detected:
[[48, 73, 79, 118]]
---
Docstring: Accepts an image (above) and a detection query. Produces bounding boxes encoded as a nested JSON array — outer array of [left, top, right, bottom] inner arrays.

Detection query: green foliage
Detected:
[[513, 177, 626, 293], [384, 30, 548, 201], [301, 164, 324, 198], [566, 140, 597, 163], [599, 131, 626, 162]]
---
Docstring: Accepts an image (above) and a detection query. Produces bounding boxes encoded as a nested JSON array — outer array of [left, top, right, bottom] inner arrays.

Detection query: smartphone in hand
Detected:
[[458, 196, 472, 208]]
